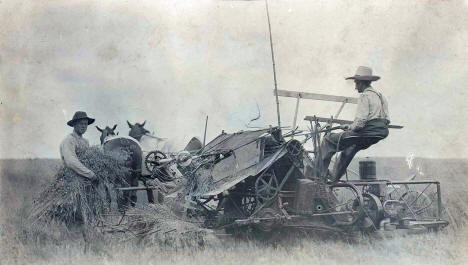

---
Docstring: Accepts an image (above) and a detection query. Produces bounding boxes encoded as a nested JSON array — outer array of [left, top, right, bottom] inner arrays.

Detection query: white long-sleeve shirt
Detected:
[[59, 132, 94, 179], [350, 87, 390, 131]]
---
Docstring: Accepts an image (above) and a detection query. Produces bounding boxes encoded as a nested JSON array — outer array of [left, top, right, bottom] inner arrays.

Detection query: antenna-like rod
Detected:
[[265, 0, 281, 128], [203, 115, 208, 147]]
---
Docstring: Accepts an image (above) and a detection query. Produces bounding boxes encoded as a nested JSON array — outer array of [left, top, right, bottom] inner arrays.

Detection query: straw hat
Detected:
[[345, 66, 380, 81]]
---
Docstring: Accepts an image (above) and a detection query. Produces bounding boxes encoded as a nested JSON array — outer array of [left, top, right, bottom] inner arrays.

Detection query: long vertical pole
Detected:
[[265, 0, 281, 128], [203, 116, 208, 147]]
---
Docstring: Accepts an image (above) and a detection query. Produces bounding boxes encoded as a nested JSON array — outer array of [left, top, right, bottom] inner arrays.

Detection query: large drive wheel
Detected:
[[255, 170, 280, 202]]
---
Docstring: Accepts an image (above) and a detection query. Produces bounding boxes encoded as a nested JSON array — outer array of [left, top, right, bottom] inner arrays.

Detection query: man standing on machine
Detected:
[[319, 66, 390, 182]]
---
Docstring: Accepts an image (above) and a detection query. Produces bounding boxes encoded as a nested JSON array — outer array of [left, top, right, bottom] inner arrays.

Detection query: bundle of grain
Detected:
[[184, 161, 215, 197], [29, 146, 131, 228]]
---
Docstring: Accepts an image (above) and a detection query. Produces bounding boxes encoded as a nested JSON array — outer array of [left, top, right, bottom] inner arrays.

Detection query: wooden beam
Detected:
[[274, 89, 358, 104], [291, 97, 301, 139], [304, 116, 404, 129], [334, 101, 347, 119]]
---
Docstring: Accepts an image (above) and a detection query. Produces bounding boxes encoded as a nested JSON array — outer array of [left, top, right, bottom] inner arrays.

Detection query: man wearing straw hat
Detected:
[[320, 66, 390, 182], [60, 111, 97, 181]]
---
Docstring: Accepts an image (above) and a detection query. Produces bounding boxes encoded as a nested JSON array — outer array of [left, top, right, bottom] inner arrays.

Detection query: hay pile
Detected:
[[103, 203, 211, 248], [28, 145, 212, 249], [30, 146, 130, 227], [184, 160, 216, 197]]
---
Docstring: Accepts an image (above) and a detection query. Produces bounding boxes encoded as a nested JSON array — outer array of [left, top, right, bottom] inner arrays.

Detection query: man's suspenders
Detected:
[[367, 89, 386, 119]]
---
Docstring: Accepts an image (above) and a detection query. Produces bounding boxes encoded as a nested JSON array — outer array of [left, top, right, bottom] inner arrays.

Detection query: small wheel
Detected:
[[286, 139, 303, 157], [222, 183, 258, 218], [400, 191, 434, 218], [330, 183, 364, 226], [145, 151, 166, 172], [145, 151, 173, 182], [255, 170, 280, 202], [240, 186, 258, 217]]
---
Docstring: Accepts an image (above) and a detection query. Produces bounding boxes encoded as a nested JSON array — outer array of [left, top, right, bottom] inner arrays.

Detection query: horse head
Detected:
[[127, 120, 150, 142], [96, 124, 118, 145]]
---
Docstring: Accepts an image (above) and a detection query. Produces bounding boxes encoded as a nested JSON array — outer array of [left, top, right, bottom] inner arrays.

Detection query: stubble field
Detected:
[[1, 157, 468, 265]]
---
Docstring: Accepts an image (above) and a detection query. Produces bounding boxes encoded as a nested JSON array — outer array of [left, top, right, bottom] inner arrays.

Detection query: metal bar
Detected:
[[277, 164, 296, 193], [334, 101, 347, 119], [254, 211, 359, 219], [304, 116, 404, 129], [407, 183, 432, 208], [345, 180, 390, 186], [294, 126, 342, 137], [345, 180, 440, 186], [281, 224, 343, 233], [311, 122, 318, 175], [275, 90, 358, 104], [437, 183, 442, 219], [265, 0, 281, 128], [117, 186, 158, 191], [291, 96, 301, 139], [311, 122, 319, 177], [406, 220, 448, 226], [316, 120, 323, 178], [387, 181, 440, 185], [299, 211, 359, 217]]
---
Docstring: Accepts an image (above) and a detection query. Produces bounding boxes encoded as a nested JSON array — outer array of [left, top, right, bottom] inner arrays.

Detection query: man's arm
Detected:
[[60, 139, 95, 180], [349, 94, 370, 131]]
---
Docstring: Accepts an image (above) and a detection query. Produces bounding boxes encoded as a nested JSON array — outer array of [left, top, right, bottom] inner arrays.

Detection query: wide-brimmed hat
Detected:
[[67, 111, 95, 127], [345, 66, 380, 81]]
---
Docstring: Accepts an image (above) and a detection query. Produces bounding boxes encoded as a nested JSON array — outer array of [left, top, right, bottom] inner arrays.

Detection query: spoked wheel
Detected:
[[145, 151, 174, 182], [222, 182, 259, 219], [400, 191, 434, 218], [286, 139, 303, 157], [330, 183, 364, 226], [255, 170, 280, 202]]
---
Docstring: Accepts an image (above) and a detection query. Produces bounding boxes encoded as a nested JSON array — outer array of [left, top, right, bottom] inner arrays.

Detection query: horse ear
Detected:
[[127, 120, 133, 128], [96, 126, 103, 132], [141, 120, 146, 127], [112, 124, 117, 130]]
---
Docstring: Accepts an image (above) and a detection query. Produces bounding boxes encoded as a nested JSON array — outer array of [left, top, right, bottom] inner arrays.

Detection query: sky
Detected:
[[1, 0, 468, 159]]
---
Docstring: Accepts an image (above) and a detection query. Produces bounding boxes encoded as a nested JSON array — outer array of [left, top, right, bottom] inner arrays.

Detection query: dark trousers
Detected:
[[319, 119, 389, 181]]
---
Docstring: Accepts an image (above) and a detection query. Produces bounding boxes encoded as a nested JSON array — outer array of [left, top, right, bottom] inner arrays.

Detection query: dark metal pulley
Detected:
[[144, 151, 174, 182]]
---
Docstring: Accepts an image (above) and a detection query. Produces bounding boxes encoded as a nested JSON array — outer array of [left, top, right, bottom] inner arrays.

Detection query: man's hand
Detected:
[[88, 171, 99, 183]]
